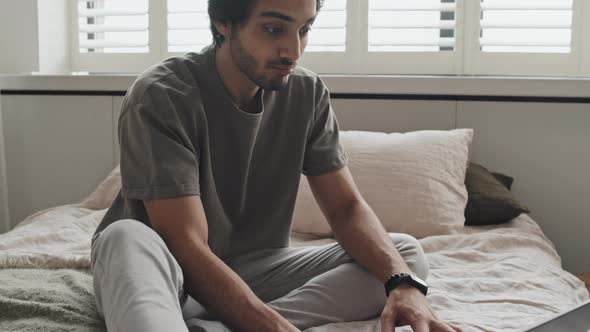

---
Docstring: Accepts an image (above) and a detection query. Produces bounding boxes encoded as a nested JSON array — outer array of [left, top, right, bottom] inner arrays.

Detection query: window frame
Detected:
[[69, 0, 161, 73], [298, 0, 362, 74], [359, 0, 465, 75], [68, 0, 590, 77], [463, 0, 582, 77], [579, 0, 590, 76]]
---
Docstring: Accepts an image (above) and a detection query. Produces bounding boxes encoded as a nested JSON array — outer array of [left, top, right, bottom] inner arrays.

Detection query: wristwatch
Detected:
[[384, 273, 428, 297]]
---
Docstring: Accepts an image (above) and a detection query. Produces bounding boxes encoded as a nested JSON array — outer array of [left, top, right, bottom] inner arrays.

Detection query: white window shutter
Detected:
[[68, 0, 589, 76], [166, 0, 347, 54], [307, 0, 347, 52], [465, 0, 579, 76], [72, 0, 158, 73], [480, 0, 573, 53], [77, 0, 149, 53], [165, 0, 347, 55], [358, 0, 461, 75], [290, 0, 354, 74], [368, 0, 457, 52], [167, 0, 211, 54]]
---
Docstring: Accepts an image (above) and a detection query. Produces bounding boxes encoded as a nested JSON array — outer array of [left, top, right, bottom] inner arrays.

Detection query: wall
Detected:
[[456, 101, 590, 277], [37, 0, 70, 74], [0, 1, 69, 74], [0, 93, 9, 233], [0, 1, 39, 74], [1, 95, 115, 227]]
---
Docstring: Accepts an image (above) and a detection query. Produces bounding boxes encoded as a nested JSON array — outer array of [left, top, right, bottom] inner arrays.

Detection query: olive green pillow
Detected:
[[490, 172, 513, 190], [464, 162, 530, 226]]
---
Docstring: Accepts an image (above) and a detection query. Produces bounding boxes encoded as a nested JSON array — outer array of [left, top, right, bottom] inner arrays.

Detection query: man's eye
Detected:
[[264, 26, 283, 34], [300, 27, 312, 36]]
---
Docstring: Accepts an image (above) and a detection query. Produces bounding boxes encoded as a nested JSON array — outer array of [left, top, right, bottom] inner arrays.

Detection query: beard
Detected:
[[229, 30, 291, 91]]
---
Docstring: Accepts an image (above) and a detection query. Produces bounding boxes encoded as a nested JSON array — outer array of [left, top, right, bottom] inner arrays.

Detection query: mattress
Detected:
[[0, 204, 588, 332]]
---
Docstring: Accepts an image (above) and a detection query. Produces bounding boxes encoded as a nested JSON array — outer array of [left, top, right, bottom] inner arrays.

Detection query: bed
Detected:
[[1, 129, 588, 332]]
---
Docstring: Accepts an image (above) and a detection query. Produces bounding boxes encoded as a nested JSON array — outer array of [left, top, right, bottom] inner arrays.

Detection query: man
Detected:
[[91, 0, 462, 331]]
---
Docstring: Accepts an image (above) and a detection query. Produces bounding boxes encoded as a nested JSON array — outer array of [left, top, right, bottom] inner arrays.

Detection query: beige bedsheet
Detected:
[[294, 215, 589, 332], [0, 204, 588, 332]]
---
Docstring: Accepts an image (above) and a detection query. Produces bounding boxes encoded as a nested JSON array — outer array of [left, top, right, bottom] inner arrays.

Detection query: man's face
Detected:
[[226, 0, 317, 91]]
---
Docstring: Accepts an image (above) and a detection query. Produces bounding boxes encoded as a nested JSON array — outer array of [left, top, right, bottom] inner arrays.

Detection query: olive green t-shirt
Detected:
[[94, 45, 348, 259]]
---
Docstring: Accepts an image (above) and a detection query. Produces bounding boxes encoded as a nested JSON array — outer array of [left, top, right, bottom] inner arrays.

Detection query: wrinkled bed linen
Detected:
[[0, 204, 588, 332], [295, 214, 590, 331], [0, 205, 101, 269], [0, 268, 105, 332]]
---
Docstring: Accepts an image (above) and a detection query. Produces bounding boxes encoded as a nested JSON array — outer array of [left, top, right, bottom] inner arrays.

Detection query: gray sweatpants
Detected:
[[91, 219, 429, 332]]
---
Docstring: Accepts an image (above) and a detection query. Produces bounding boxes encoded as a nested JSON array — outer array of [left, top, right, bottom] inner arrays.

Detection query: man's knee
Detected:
[[91, 220, 162, 269], [96, 219, 158, 245], [388, 233, 429, 280]]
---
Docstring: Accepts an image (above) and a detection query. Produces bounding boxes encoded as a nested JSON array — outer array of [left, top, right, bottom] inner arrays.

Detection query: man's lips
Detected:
[[270, 65, 295, 75]]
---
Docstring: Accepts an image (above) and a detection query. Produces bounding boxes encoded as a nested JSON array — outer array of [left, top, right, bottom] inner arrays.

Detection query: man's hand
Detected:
[[380, 285, 463, 332]]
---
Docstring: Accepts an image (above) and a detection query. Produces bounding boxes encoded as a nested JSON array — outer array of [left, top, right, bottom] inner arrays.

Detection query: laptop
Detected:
[[524, 300, 590, 331]]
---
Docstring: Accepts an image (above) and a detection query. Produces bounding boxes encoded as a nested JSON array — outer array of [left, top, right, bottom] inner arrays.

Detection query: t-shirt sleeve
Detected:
[[302, 79, 348, 176], [118, 103, 200, 200]]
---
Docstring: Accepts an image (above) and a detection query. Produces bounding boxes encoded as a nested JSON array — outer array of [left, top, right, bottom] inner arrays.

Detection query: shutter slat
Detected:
[[370, 2, 455, 12], [79, 24, 148, 33], [78, 9, 147, 17], [79, 40, 148, 48], [167, 9, 207, 14], [168, 23, 347, 30], [371, 38, 455, 47], [168, 42, 212, 47], [480, 38, 570, 47], [168, 40, 345, 47], [168, 23, 210, 30], [166, 7, 346, 15], [481, 0, 572, 10], [371, 21, 456, 29], [481, 20, 570, 29]]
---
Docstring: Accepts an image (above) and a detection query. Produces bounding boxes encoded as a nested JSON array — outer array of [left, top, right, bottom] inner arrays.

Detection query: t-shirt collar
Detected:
[[199, 44, 265, 116]]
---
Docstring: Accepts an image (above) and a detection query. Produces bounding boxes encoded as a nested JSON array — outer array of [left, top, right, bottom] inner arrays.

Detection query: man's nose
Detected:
[[278, 33, 302, 63]]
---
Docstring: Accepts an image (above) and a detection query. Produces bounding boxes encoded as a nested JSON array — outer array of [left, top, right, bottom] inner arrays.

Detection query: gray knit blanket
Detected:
[[0, 268, 106, 332]]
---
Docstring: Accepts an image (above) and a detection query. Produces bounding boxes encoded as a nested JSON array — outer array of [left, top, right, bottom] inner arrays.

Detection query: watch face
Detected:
[[411, 274, 428, 287], [408, 274, 429, 296]]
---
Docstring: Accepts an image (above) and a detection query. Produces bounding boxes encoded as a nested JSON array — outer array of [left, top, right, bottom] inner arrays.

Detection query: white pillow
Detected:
[[80, 165, 121, 210], [291, 129, 474, 238]]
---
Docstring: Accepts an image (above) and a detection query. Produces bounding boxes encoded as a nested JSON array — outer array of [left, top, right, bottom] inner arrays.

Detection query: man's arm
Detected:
[[307, 166, 460, 332], [144, 196, 298, 332], [306, 166, 411, 282]]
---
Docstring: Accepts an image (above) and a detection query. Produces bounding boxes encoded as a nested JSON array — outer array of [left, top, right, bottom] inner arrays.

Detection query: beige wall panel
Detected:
[[0, 0, 39, 74], [331, 99, 456, 133], [457, 101, 590, 274], [0, 95, 9, 233], [2, 95, 115, 227]]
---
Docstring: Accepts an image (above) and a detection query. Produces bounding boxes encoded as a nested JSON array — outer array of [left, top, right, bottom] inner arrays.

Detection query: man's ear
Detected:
[[214, 21, 231, 39]]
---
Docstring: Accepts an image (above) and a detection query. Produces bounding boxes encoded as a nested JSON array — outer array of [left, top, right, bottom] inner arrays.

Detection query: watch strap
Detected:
[[384, 273, 428, 297]]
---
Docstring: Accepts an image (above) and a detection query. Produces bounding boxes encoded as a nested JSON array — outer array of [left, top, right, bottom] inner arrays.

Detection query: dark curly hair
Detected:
[[208, 0, 325, 47]]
